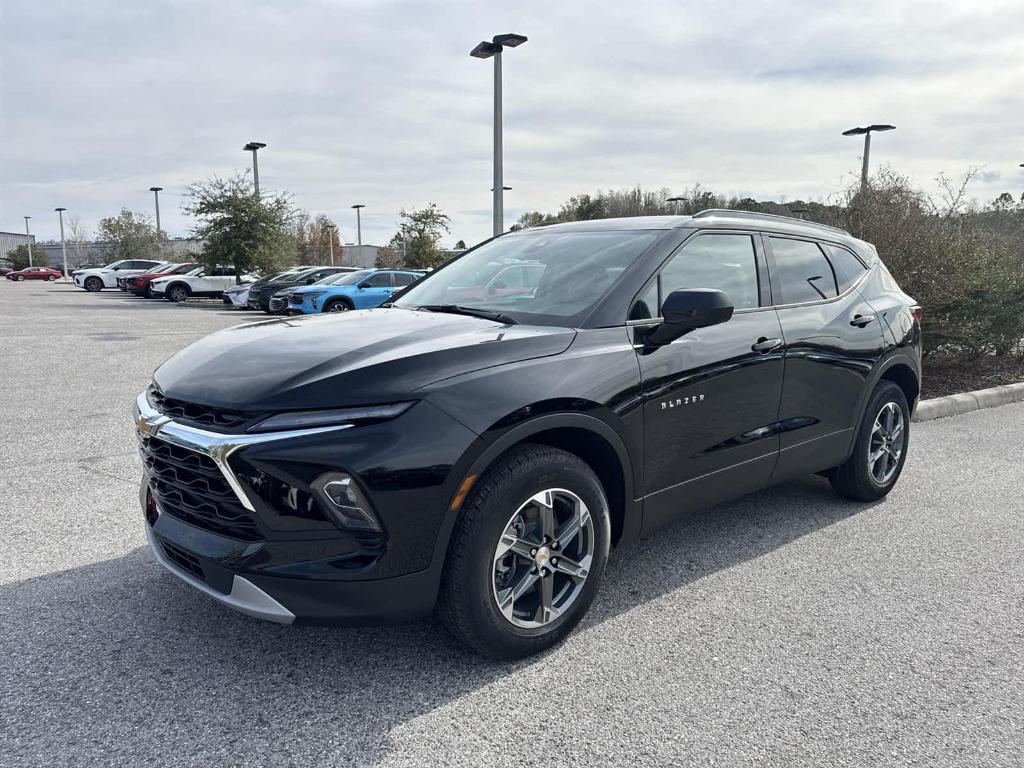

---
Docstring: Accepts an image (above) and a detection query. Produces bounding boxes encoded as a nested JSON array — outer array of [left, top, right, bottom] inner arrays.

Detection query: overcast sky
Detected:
[[2, 0, 1022, 248]]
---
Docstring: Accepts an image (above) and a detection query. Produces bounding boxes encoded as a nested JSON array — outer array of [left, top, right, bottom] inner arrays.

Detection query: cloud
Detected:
[[1, 0, 1022, 247]]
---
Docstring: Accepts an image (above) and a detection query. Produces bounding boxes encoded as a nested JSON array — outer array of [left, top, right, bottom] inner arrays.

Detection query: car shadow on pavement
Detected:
[[1, 475, 879, 765]]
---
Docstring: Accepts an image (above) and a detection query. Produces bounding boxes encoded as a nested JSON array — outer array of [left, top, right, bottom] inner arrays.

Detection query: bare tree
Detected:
[[66, 215, 92, 266]]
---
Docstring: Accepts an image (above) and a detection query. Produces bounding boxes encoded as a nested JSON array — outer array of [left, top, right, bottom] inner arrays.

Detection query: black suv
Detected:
[[134, 210, 920, 659], [246, 266, 353, 312]]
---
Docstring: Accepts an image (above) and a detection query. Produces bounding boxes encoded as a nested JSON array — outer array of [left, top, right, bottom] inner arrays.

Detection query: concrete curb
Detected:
[[913, 381, 1024, 422]]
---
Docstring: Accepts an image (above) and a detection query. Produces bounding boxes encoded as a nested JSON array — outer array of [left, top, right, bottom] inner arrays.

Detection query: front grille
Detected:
[[140, 434, 261, 541], [148, 386, 255, 431], [289, 293, 303, 305], [159, 536, 206, 582], [269, 296, 288, 311]]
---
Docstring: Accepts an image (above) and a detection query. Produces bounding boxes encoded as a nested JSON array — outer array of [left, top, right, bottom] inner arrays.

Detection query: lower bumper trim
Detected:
[[144, 524, 295, 624]]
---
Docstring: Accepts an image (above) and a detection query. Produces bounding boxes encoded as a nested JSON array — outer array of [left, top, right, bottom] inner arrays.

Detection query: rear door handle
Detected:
[[751, 337, 783, 353], [850, 314, 876, 328]]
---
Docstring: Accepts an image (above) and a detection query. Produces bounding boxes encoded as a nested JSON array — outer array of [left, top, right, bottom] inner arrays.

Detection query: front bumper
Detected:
[[134, 390, 478, 624]]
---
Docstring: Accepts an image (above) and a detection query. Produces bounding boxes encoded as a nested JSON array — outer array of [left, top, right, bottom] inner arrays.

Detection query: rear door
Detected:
[[765, 235, 884, 478], [633, 230, 785, 533]]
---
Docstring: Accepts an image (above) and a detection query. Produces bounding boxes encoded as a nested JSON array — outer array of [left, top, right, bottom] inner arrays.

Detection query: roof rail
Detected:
[[692, 209, 850, 236]]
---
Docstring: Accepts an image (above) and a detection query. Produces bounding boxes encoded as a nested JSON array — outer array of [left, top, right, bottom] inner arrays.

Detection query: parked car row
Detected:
[[56, 257, 428, 315]]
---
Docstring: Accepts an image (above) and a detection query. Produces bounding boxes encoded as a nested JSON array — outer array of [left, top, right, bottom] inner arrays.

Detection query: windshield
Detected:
[[394, 230, 659, 324], [312, 270, 362, 287], [154, 263, 181, 274]]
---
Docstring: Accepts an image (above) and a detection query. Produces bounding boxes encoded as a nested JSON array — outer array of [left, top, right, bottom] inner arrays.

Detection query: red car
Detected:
[[128, 262, 199, 298], [5, 266, 62, 281]]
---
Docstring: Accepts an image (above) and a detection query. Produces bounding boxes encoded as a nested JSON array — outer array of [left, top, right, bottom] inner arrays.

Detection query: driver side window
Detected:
[[633, 233, 760, 319]]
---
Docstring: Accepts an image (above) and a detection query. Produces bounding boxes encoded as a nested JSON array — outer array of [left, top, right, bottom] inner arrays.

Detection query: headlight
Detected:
[[248, 402, 414, 433], [312, 472, 382, 532]]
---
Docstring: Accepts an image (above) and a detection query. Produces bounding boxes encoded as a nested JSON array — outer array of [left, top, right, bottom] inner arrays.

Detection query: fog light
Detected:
[[313, 472, 383, 532]]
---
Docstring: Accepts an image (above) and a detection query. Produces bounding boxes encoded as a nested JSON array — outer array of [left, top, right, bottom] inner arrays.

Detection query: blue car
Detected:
[[287, 268, 425, 314]]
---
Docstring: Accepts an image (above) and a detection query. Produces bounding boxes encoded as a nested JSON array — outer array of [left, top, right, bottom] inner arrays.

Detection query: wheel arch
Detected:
[[324, 294, 355, 311], [454, 412, 640, 549]]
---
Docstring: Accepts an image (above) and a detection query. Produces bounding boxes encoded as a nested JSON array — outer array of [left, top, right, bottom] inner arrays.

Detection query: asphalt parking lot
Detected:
[[2, 279, 1022, 767]]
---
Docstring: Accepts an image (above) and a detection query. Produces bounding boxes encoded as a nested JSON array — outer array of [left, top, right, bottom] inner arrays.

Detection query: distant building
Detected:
[[339, 244, 382, 268], [0, 231, 36, 262]]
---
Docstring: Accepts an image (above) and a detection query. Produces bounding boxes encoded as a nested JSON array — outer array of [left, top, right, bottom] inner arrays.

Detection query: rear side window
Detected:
[[822, 244, 867, 294], [657, 233, 761, 312], [394, 272, 419, 287], [769, 238, 838, 304]]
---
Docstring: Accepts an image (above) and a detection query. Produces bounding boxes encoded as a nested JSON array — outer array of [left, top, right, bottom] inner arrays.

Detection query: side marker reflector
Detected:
[[450, 474, 477, 511]]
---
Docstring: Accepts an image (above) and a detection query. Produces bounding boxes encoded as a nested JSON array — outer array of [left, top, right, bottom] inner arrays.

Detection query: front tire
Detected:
[[439, 444, 611, 659], [166, 284, 189, 303], [830, 380, 910, 501], [324, 298, 352, 313], [16, 275, 25, 281], [84, 276, 102, 292], [47, 275, 56, 281]]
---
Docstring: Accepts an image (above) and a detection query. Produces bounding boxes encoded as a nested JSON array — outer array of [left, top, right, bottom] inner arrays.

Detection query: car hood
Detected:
[[154, 308, 576, 412]]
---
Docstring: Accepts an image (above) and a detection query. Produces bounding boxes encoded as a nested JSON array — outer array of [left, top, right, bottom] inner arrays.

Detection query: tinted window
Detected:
[[394, 272, 419, 287], [658, 233, 760, 311], [629, 281, 659, 320], [365, 272, 393, 288], [823, 244, 867, 293], [770, 238, 838, 303]]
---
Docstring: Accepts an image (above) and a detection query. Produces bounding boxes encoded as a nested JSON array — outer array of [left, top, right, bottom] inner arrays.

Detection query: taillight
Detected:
[[911, 305, 923, 323]]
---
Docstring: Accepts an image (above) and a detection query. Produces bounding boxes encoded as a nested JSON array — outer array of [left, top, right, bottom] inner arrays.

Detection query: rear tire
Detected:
[[438, 444, 611, 660], [166, 284, 189, 303], [324, 298, 352, 313], [84, 276, 102, 292], [830, 380, 910, 501], [144, 283, 155, 299]]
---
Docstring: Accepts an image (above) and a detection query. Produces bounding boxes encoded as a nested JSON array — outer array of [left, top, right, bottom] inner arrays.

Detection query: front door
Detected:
[[633, 231, 785, 534], [355, 271, 395, 308]]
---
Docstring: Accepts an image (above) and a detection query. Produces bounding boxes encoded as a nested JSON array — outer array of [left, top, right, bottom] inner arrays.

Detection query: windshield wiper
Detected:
[[415, 304, 519, 325]]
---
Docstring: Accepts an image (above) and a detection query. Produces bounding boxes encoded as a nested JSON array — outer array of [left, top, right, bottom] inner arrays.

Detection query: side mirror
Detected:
[[305, 277, 316, 284], [645, 289, 734, 347], [358, 282, 371, 289]]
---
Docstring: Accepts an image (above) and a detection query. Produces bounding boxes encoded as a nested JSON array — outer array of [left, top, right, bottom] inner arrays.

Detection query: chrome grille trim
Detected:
[[135, 391, 351, 512]]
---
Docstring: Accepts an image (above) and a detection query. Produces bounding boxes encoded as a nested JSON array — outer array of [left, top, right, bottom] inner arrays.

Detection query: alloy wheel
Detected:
[[868, 401, 904, 485], [491, 488, 595, 628], [328, 301, 349, 312]]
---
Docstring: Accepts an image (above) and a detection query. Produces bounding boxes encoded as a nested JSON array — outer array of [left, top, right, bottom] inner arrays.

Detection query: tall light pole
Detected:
[[842, 124, 895, 191], [666, 196, 688, 215], [149, 187, 163, 237], [325, 223, 337, 266], [244, 142, 267, 197], [471, 33, 527, 237], [55, 208, 69, 281], [351, 204, 365, 246], [24, 216, 33, 267]]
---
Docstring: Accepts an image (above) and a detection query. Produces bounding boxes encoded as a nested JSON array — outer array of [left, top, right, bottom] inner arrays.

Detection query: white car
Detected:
[[221, 282, 253, 307], [73, 259, 167, 292], [150, 266, 252, 303]]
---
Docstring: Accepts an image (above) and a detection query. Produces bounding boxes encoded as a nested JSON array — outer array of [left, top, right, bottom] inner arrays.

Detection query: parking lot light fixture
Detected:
[[666, 196, 688, 215], [55, 208, 69, 281], [24, 216, 33, 267], [471, 33, 528, 237], [842, 124, 895, 191], [244, 142, 267, 197], [351, 204, 365, 246], [791, 207, 811, 221], [149, 187, 163, 237]]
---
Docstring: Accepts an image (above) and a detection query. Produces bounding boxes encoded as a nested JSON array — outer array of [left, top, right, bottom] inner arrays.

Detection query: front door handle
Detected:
[[751, 337, 783, 354], [850, 313, 876, 328]]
